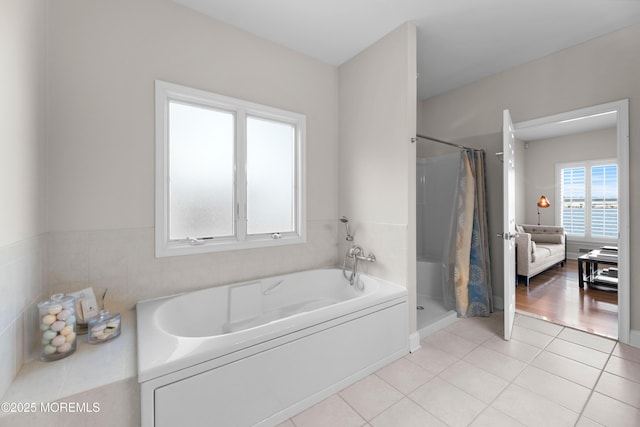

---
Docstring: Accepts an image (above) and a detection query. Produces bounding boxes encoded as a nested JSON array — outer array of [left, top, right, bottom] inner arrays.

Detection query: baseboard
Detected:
[[629, 329, 640, 348], [417, 311, 458, 340], [409, 332, 421, 353], [493, 295, 504, 311]]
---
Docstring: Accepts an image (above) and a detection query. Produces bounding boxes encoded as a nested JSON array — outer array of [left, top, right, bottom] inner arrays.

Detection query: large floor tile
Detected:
[[291, 394, 366, 427], [444, 318, 500, 344], [469, 406, 526, 427], [421, 329, 479, 358], [514, 365, 591, 413], [369, 398, 446, 427], [481, 336, 541, 363], [339, 374, 403, 421], [595, 371, 640, 408], [558, 328, 616, 353], [575, 416, 605, 426], [463, 346, 527, 381], [531, 350, 601, 388], [605, 355, 640, 383], [409, 376, 486, 427], [582, 392, 640, 427], [546, 338, 610, 369], [511, 324, 555, 348], [375, 358, 433, 395], [515, 314, 564, 337], [482, 337, 542, 363], [492, 383, 579, 427], [438, 360, 509, 404], [613, 342, 640, 364], [283, 314, 630, 427], [405, 345, 459, 375]]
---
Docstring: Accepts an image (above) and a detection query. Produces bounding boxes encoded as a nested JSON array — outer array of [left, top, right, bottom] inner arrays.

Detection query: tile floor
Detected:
[[277, 313, 640, 427]]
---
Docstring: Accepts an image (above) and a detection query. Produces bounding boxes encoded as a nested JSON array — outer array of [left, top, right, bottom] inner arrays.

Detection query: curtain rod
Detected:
[[411, 134, 477, 152]]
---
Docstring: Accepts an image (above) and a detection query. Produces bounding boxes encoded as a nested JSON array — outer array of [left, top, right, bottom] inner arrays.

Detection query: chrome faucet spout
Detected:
[[349, 245, 376, 263]]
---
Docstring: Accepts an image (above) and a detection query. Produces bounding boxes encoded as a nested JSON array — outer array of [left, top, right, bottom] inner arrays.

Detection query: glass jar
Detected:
[[37, 293, 77, 361], [88, 310, 121, 344]]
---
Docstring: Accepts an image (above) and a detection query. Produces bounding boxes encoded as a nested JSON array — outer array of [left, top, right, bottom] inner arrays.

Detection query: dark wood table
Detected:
[[578, 250, 618, 290]]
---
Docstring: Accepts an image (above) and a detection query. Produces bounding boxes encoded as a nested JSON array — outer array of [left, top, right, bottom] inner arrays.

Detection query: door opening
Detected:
[[503, 100, 629, 343]]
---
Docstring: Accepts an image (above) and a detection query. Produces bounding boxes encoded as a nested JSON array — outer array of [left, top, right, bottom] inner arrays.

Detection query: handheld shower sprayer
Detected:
[[339, 216, 354, 241]]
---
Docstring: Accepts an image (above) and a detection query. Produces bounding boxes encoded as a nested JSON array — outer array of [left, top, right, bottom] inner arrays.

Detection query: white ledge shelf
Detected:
[[0, 311, 136, 414]]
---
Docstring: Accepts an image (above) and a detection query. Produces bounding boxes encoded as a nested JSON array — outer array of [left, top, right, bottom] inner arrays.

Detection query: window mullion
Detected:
[[236, 109, 248, 241]]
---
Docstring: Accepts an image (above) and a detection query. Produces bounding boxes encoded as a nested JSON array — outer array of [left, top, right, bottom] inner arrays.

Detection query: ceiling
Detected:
[[173, 0, 640, 100], [515, 111, 617, 141]]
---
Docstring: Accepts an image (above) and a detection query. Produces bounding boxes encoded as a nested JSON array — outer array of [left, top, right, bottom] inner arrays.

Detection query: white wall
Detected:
[[421, 23, 640, 331], [338, 23, 417, 332], [46, 0, 340, 311], [0, 0, 48, 399]]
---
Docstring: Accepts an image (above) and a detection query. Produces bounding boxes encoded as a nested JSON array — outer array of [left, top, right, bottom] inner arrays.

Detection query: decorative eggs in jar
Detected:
[[37, 294, 77, 361]]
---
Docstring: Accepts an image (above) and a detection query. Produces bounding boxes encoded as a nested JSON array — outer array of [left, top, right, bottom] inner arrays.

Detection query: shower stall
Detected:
[[416, 152, 458, 336]]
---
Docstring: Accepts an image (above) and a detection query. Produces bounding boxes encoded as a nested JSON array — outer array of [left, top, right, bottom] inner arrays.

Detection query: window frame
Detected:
[[555, 158, 618, 243], [155, 80, 306, 257]]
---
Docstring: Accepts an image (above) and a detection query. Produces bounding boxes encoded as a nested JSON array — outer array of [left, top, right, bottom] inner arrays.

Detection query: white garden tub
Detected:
[[136, 268, 408, 427]]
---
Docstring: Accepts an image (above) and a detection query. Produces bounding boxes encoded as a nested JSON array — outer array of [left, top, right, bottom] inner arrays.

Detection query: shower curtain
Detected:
[[443, 150, 493, 317]]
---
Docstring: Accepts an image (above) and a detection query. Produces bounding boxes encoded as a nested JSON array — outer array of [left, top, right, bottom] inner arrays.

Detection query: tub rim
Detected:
[[136, 268, 407, 382]]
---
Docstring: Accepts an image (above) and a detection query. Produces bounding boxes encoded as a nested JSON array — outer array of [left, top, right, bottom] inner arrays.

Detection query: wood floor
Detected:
[[516, 259, 618, 338]]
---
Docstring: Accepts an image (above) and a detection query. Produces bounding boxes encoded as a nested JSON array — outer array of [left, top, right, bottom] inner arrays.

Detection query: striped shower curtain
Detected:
[[444, 150, 493, 317]]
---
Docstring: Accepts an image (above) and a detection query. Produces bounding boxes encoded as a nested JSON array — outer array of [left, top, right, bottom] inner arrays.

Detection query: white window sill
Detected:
[[155, 234, 306, 258]]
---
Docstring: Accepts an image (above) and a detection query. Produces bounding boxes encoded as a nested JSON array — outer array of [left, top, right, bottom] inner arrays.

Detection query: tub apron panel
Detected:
[[154, 302, 407, 427]]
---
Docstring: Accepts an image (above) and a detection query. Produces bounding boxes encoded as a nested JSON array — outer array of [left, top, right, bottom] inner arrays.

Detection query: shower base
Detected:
[[416, 295, 457, 339]]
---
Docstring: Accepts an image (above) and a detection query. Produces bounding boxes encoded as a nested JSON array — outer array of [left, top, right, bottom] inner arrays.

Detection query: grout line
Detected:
[[575, 348, 614, 424], [287, 315, 630, 426], [335, 391, 371, 424]]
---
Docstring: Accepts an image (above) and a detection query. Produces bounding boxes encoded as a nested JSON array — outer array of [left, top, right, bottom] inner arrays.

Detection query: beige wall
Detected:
[[48, 0, 338, 232], [0, 0, 47, 245], [421, 23, 640, 332], [0, 0, 48, 400], [45, 0, 341, 313], [522, 127, 617, 226], [338, 23, 417, 332]]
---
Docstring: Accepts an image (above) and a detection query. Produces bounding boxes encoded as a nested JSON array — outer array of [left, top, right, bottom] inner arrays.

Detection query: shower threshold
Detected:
[[416, 296, 457, 339]]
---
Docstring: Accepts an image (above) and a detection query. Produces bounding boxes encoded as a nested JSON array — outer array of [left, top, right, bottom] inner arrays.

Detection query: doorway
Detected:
[[503, 100, 630, 343]]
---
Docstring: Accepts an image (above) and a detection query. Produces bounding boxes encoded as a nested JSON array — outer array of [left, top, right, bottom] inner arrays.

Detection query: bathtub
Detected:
[[136, 268, 408, 427]]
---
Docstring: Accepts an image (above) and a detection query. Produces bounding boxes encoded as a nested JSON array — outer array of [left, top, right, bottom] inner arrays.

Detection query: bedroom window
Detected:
[[556, 160, 618, 241], [155, 81, 306, 257]]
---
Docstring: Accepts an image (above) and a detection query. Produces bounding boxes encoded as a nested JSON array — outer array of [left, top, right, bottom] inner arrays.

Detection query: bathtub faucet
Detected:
[[349, 245, 376, 263], [343, 245, 376, 288]]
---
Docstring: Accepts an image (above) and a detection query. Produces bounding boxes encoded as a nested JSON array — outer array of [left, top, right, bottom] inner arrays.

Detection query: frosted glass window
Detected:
[[246, 117, 295, 235], [155, 80, 305, 257], [168, 102, 235, 240]]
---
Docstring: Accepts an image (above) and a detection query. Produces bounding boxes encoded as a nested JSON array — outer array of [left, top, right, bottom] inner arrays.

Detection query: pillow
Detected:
[[516, 224, 524, 234], [531, 241, 537, 262], [531, 233, 564, 244]]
